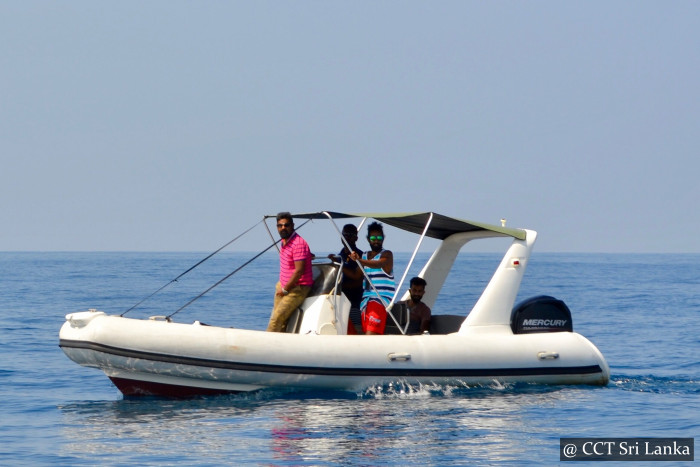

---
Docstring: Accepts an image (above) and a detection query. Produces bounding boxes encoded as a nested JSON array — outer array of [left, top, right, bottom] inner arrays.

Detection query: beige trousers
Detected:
[[266, 282, 311, 332]]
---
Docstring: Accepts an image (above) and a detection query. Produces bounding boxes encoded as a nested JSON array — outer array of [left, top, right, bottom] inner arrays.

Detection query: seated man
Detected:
[[402, 277, 431, 334]]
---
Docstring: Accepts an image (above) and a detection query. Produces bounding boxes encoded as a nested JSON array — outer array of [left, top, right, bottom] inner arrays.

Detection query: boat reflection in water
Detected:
[[59, 383, 591, 464]]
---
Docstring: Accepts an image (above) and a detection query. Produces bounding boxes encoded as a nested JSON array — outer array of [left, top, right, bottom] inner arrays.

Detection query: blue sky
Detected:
[[2, 1, 698, 253]]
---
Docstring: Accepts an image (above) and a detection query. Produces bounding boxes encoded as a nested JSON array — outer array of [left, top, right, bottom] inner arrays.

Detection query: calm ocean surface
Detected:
[[0, 251, 697, 465]]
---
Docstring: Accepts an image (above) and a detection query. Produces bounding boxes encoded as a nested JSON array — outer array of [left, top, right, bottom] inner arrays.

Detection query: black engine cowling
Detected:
[[510, 295, 573, 334]]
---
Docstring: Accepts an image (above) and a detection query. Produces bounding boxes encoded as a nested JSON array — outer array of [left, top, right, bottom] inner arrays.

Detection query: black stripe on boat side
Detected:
[[59, 339, 603, 377]]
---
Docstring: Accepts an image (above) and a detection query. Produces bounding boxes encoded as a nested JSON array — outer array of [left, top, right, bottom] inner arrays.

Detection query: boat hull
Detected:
[[59, 311, 609, 397]]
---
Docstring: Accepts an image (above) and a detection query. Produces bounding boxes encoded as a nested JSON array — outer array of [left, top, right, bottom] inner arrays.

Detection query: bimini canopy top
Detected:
[[265, 211, 527, 241]]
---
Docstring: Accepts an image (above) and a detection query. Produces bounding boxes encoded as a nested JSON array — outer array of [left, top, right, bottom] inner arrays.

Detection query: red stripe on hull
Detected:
[[109, 377, 239, 398]]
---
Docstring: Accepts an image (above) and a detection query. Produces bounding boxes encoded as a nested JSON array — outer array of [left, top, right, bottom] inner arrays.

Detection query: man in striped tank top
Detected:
[[349, 222, 395, 335]]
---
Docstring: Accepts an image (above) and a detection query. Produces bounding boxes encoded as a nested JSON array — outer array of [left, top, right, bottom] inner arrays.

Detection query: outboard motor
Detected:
[[510, 295, 573, 334]]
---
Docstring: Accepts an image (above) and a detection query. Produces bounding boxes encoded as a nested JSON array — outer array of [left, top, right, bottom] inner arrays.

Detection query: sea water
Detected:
[[0, 252, 697, 465]]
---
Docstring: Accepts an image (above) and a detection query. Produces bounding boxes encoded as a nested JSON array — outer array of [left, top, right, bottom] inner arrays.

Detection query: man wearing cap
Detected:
[[328, 224, 364, 332]]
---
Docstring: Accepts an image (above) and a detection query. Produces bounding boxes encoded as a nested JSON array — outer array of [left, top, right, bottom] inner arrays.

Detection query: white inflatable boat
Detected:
[[59, 211, 609, 397]]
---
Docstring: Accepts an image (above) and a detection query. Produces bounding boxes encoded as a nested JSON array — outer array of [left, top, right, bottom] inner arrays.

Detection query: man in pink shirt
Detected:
[[266, 212, 314, 332]]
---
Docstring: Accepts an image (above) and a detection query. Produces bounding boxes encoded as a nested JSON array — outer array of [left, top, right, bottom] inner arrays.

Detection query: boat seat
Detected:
[[308, 262, 340, 297], [285, 263, 341, 334], [384, 307, 464, 335], [384, 302, 409, 335], [285, 307, 303, 333], [429, 315, 464, 335]]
